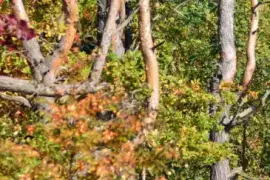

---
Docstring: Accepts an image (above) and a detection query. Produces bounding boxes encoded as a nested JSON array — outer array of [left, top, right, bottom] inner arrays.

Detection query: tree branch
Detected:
[[12, 0, 49, 83], [43, 0, 79, 85], [0, 76, 106, 97], [89, 0, 121, 85], [113, 7, 139, 36], [242, 0, 259, 87], [229, 90, 270, 127], [0, 92, 31, 107]]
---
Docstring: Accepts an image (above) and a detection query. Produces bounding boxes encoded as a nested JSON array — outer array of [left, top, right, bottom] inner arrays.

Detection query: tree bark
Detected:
[[139, 0, 159, 122], [210, 0, 236, 179], [12, 0, 49, 83], [111, 0, 125, 58], [219, 0, 237, 82], [0, 76, 104, 97], [97, 0, 109, 45], [242, 0, 259, 87], [90, 0, 120, 84], [43, 0, 79, 85], [210, 131, 231, 180], [124, 2, 133, 51]]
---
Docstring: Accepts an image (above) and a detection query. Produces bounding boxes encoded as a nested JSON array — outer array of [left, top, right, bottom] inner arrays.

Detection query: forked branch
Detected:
[[229, 90, 270, 127], [12, 0, 49, 83]]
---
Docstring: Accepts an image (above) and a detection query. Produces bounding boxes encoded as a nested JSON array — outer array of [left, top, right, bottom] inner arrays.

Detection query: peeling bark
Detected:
[[242, 0, 259, 87], [90, 0, 120, 84], [139, 0, 159, 122]]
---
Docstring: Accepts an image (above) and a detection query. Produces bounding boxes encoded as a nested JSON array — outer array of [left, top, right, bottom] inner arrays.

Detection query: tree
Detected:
[[0, 0, 270, 179], [210, 0, 269, 179]]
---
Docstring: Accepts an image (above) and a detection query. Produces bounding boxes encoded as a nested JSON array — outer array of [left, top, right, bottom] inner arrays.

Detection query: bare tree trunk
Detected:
[[90, 0, 120, 84], [242, 0, 259, 87], [139, 0, 159, 122], [210, 0, 236, 179]]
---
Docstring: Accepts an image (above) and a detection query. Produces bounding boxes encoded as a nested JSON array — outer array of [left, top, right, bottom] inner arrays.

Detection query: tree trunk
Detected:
[[210, 0, 236, 179], [111, 0, 125, 58], [210, 131, 231, 180], [124, 2, 133, 51], [219, 0, 236, 82], [97, 0, 109, 45], [139, 0, 159, 122], [90, 0, 120, 84]]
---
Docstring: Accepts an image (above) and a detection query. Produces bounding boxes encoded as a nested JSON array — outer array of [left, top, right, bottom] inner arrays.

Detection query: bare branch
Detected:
[[43, 0, 79, 85], [0, 76, 106, 97], [0, 93, 31, 107], [90, 0, 121, 84], [230, 90, 270, 127], [12, 0, 48, 83], [242, 0, 259, 86]]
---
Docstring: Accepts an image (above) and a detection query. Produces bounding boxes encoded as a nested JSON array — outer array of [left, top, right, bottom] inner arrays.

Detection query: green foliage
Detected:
[[0, 0, 270, 179]]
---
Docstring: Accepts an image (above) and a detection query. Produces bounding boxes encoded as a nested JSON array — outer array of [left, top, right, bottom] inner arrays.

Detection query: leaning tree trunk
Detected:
[[210, 0, 236, 179], [90, 0, 120, 84]]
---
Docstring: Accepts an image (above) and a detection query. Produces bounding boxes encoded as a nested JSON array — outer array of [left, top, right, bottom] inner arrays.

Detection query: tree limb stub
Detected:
[[0, 93, 31, 107], [0, 76, 106, 97], [242, 0, 259, 87]]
